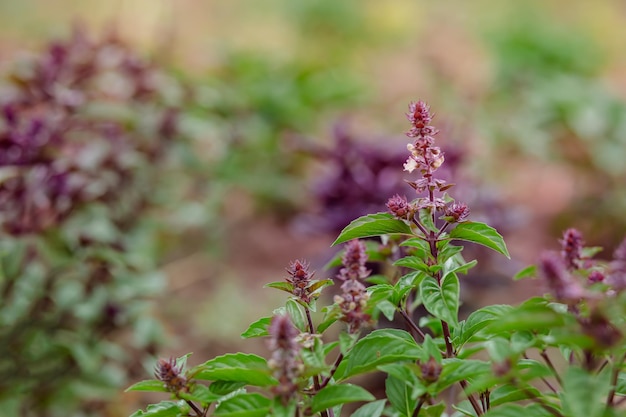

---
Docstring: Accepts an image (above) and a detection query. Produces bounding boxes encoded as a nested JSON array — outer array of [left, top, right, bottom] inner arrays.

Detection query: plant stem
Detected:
[[304, 307, 329, 417], [398, 308, 426, 341], [460, 380, 483, 416], [524, 354, 558, 393], [185, 400, 204, 417], [320, 353, 344, 390], [540, 350, 563, 386], [516, 383, 564, 417], [441, 320, 454, 358], [607, 352, 626, 406], [412, 395, 428, 417]]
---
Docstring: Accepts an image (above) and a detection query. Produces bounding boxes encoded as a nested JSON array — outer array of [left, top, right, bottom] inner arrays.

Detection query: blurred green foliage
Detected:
[[190, 51, 363, 211], [481, 7, 626, 245]]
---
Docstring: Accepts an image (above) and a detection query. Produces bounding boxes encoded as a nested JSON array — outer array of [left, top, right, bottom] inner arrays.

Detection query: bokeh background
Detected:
[[1, 1, 626, 416]]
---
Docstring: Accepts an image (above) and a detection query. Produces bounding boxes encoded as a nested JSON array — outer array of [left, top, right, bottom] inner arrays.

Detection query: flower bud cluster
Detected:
[[396, 101, 470, 224], [539, 229, 626, 349], [560, 228, 584, 271], [419, 356, 442, 383], [267, 315, 303, 405], [403, 101, 444, 179], [154, 357, 188, 393], [334, 240, 372, 333], [539, 252, 586, 304], [285, 259, 315, 304]]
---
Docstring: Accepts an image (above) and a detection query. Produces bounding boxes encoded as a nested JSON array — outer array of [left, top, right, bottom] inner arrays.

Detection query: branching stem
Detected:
[[398, 308, 426, 341], [540, 350, 563, 386], [320, 353, 344, 390]]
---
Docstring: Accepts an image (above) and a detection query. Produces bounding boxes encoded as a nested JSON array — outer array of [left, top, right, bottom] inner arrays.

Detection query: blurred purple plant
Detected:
[[0, 26, 180, 235], [0, 27, 192, 416]]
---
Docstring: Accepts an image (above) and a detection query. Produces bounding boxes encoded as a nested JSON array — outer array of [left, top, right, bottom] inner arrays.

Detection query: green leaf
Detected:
[[214, 393, 270, 417], [286, 299, 307, 332], [400, 237, 431, 259], [449, 221, 510, 258], [192, 353, 276, 387], [481, 403, 552, 417], [386, 375, 417, 417], [378, 363, 424, 396], [422, 335, 443, 363], [418, 208, 437, 232], [307, 279, 334, 295], [349, 399, 386, 417], [311, 384, 375, 413], [367, 284, 397, 320], [209, 381, 247, 396], [125, 379, 168, 393], [179, 384, 221, 404], [271, 398, 297, 417], [394, 256, 431, 274], [336, 329, 422, 380], [241, 316, 271, 338], [130, 400, 186, 417], [486, 303, 566, 334], [489, 385, 542, 407], [332, 213, 413, 246], [561, 366, 611, 417], [454, 305, 514, 348], [264, 281, 294, 293], [513, 265, 537, 280], [339, 331, 360, 356], [422, 402, 446, 417], [437, 242, 464, 264], [435, 359, 491, 392], [318, 304, 341, 333], [420, 274, 460, 326]]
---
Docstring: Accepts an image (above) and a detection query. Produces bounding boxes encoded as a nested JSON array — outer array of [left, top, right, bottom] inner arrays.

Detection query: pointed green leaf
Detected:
[[436, 359, 491, 392], [209, 380, 246, 396], [437, 242, 464, 264], [441, 259, 477, 282], [125, 379, 168, 393], [241, 316, 271, 338], [513, 265, 537, 281], [394, 256, 431, 273], [482, 404, 552, 417], [264, 281, 294, 293], [420, 274, 460, 326], [311, 384, 375, 413], [418, 208, 437, 232], [454, 305, 514, 348], [130, 400, 186, 417], [307, 279, 334, 294], [332, 213, 413, 246], [386, 374, 417, 417], [192, 353, 276, 387], [271, 398, 297, 417], [489, 385, 542, 407], [350, 399, 386, 417], [286, 299, 307, 332], [179, 384, 221, 404], [400, 237, 431, 259], [214, 393, 270, 417], [561, 366, 611, 417], [317, 304, 341, 333], [449, 221, 510, 258], [423, 402, 446, 417], [336, 329, 422, 380]]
